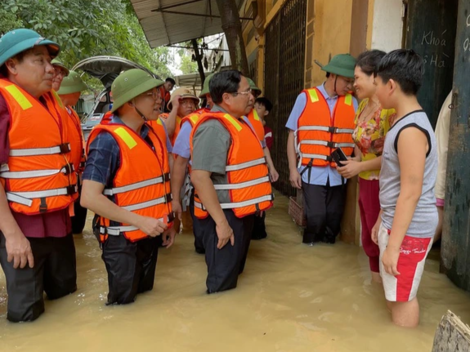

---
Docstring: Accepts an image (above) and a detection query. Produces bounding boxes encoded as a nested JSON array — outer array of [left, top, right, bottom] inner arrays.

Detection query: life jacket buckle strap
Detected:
[[66, 185, 78, 195], [62, 164, 74, 175], [39, 197, 47, 213], [162, 172, 171, 182], [300, 158, 314, 177], [327, 141, 336, 148], [59, 143, 71, 154], [164, 192, 173, 203], [99, 225, 108, 235], [167, 212, 175, 224]]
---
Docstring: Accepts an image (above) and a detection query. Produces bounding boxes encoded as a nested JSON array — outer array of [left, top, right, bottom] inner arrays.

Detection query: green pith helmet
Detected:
[[321, 54, 356, 78], [0, 28, 60, 66], [199, 73, 215, 98], [57, 71, 87, 95], [111, 69, 164, 112], [247, 78, 261, 94], [51, 59, 69, 76]]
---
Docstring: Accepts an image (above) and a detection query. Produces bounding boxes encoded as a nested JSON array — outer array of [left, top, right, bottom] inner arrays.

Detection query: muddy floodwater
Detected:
[[1, 193, 470, 352]]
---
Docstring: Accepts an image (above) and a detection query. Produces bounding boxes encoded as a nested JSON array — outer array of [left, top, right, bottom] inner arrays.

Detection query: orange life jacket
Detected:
[[190, 112, 273, 219], [65, 106, 86, 175], [159, 113, 181, 146], [101, 111, 113, 125], [87, 123, 173, 243], [247, 109, 265, 143], [180, 108, 210, 128], [0, 79, 77, 214], [180, 109, 210, 130], [178, 110, 206, 171], [159, 86, 170, 106], [296, 88, 355, 168], [147, 117, 168, 146]]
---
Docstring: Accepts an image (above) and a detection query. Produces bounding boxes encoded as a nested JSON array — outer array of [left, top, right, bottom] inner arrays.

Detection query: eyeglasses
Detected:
[[53, 68, 67, 78], [143, 90, 160, 100], [180, 99, 197, 107], [232, 88, 253, 97]]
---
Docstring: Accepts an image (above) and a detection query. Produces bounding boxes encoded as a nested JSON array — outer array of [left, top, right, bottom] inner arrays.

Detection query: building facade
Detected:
[[239, 0, 461, 248]]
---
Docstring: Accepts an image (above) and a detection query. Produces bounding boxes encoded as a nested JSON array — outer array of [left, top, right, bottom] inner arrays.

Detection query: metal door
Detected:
[[264, 0, 307, 196], [442, 0, 470, 292]]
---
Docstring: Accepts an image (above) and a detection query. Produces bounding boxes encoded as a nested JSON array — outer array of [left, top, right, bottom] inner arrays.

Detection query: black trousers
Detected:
[[251, 212, 267, 240], [71, 200, 88, 234], [102, 235, 161, 305], [240, 215, 254, 274], [200, 210, 254, 293], [0, 233, 77, 322], [189, 190, 205, 253], [302, 181, 346, 243]]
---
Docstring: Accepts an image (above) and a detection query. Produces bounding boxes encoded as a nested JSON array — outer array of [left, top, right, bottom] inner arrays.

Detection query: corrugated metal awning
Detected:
[[130, 0, 245, 47]]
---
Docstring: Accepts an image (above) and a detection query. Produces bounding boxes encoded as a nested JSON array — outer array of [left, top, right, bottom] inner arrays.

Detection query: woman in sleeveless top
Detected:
[[337, 50, 396, 283]]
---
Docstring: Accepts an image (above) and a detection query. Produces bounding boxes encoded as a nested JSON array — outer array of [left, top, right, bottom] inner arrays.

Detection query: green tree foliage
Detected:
[[0, 0, 173, 79], [179, 53, 198, 75]]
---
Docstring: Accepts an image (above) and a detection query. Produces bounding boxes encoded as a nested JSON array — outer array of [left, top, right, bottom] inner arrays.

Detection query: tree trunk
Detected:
[[215, 0, 249, 75], [191, 39, 206, 89], [432, 311, 470, 351]]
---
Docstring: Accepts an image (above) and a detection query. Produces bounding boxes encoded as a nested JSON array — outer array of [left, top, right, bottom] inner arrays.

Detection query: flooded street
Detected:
[[1, 193, 469, 352]]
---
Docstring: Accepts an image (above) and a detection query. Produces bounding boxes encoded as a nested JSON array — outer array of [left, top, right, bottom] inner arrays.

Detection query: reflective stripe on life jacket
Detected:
[[87, 123, 172, 242], [0, 79, 77, 214], [247, 109, 265, 143], [295, 88, 355, 168], [190, 112, 273, 219]]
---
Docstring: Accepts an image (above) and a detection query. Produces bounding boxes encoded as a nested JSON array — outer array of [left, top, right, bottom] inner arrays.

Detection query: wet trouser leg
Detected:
[[324, 185, 346, 242], [43, 234, 77, 299], [251, 212, 267, 240], [136, 237, 161, 293], [102, 235, 160, 305], [358, 178, 380, 272], [302, 182, 327, 243], [201, 210, 245, 293], [71, 185, 88, 234], [239, 215, 254, 274], [0, 233, 77, 322], [190, 190, 205, 254]]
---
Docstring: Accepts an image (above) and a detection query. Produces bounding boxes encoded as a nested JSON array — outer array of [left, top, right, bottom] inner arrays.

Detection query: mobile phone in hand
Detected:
[[331, 148, 348, 167]]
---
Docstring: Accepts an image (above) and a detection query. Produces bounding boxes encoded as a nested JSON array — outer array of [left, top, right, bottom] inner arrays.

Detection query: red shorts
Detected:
[[378, 223, 433, 302]]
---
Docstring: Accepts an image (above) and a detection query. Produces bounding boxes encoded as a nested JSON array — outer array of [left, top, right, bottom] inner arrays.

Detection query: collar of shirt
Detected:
[[317, 83, 338, 102], [110, 115, 150, 138], [211, 104, 229, 114], [212, 104, 247, 122]]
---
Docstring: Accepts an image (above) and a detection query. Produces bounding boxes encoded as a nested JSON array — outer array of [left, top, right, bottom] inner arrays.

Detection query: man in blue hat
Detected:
[[286, 54, 358, 245], [0, 29, 77, 322]]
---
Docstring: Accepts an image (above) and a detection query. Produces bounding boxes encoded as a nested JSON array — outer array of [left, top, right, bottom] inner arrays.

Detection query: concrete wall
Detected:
[[304, 0, 354, 88], [371, 0, 404, 52], [239, 0, 405, 245]]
